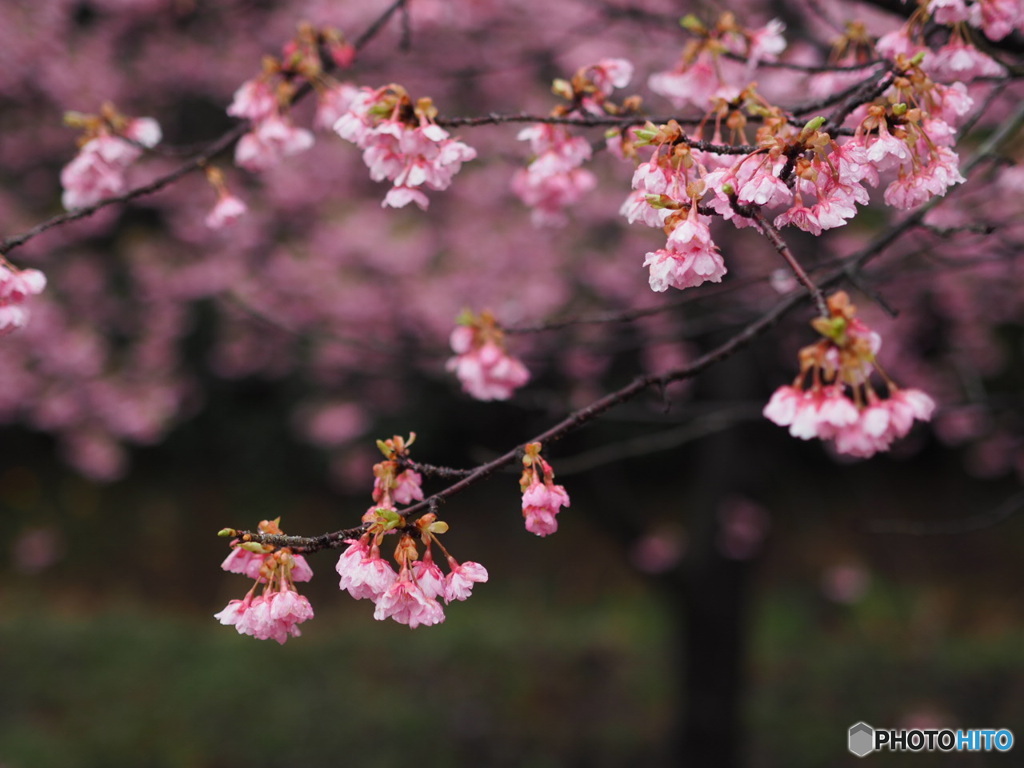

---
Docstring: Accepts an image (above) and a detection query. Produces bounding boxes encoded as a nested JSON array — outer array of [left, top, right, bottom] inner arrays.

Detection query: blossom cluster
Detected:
[[336, 525, 488, 629], [216, 435, 492, 637], [512, 59, 634, 226], [519, 442, 570, 536], [922, 0, 1022, 44], [334, 84, 477, 209], [215, 518, 315, 644], [763, 292, 936, 458], [620, 123, 727, 292], [227, 25, 359, 175], [60, 106, 162, 210], [447, 310, 530, 401], [371, 432, 425, 508], [647, 14, 787, 110], [619, 11, 990, 297], [0, 263, 46, 335]]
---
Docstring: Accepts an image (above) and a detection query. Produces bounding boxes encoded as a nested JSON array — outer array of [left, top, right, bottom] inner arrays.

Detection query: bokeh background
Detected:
[[2, 0, 1024, 766]]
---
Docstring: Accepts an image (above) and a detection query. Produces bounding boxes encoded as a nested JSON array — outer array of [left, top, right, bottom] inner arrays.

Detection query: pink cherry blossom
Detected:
[[643, 245, 727, 292], [220, 546, 265, 580], [0, 265, 46, 335], [60, 121, 159, 210], [227, 78, 278, 121], [512, 124, 597, 225], [444, 558, 489, 602], [214, 588, 313, 644], [586, 58, 634, 96], [649, 53, 731, 110], [205, 193, 248, 229], [446, 333, 530, 401], [522, 481, 570, 536], [314, 83, 358, 131], [926, 39, 1005, 81], [373, 577, 445, 628], [412, 556, 445, 600], [745, 20, 787, 68], [235, 115, 314, 171], [334, 90, 477, 209], [977, 0, 1022, 40], [928, 0, 979, 25], [392, 469, 424, 505], [336, 539, 398, 600]]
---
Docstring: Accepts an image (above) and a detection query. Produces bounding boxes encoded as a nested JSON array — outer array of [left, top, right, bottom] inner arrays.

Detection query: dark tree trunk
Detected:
[[671, 353, 766, 768]]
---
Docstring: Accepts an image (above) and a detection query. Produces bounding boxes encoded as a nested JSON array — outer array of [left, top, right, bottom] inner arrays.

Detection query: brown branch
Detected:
[[750, 210, 829, 317], [0, 0, 412, 260], [232, 286, 808, 553]]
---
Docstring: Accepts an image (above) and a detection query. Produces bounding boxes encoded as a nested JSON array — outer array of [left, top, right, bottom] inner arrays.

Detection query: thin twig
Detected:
[[0, 0, 412, 260], [751, 210, 828, 316]]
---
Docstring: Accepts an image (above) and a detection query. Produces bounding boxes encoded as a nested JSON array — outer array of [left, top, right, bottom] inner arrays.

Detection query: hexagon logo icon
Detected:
[[849, 722, 875, 757]]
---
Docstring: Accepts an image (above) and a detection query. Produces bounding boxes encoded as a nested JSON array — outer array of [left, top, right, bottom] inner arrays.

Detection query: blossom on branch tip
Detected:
[[215, 518, 314, 644], [763, 292, 935, 458]]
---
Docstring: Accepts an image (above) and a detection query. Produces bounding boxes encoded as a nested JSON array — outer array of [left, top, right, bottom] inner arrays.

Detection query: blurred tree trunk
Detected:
[[670, 353, 765, 768]]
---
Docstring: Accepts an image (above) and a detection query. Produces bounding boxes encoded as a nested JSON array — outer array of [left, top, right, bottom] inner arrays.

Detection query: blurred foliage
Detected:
[[2, 574, 1023, 768]]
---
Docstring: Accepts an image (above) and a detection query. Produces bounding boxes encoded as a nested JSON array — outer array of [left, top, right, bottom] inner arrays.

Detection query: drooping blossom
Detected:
[[373, 574, 446, 628], [314, 82, 359, 130], [234, 114, 314, 171], [649, 51, 736, 110], [215, 518, 315, 644], [60, 116, 162, 210], [336, 537, 399, 601], [519, 441, 570, 536], [205, 193, 248, 229], [334, 85, 476, 209], [644, 207, 727, 292], [215, 587, 314, 644], [227, 78, 278, 121], [522, 481, 571, 536], [512, 123, 596, 226], [0, 265, 46, 335], [446, 314, 529, 401], [370, 433, 425, 506], [763, 292, 935, 458], [412, 554, 446, 600], [444, 557, 489, 602]]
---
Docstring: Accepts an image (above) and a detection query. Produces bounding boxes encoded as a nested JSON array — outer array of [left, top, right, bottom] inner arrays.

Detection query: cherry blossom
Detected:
[[446, 317, 530, 401], [235, 114, 314, 171], [0, 265, 46, 335], [333, 85, 476, 209], [444, 558, 489, 603], [336, 538, 398, 601], [60, 116, 162, 210], [763, 293, 935, 458], [205, 193, 248, 229], [512, 124, 596, 226], [373, 575, 445, 628]]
